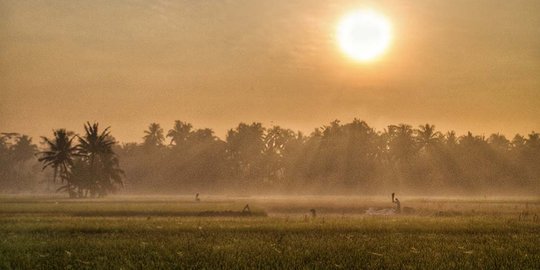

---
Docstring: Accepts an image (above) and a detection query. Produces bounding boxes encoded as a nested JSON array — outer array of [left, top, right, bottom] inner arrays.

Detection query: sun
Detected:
[[337, 9, 392, 62]]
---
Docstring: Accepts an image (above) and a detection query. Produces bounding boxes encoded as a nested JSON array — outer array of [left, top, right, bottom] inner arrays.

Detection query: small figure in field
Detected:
[[394, 198, 401, 213], [242, 204, 251, 215], [310, 209, 317, 218], [392, 193, 401, 214], [195, 193, 200, 202]]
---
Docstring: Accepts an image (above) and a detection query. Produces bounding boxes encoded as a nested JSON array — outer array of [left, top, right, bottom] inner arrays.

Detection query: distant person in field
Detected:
[[392, 193, 401, 214], [242, 204, 251, 214], [195, 193, 200, 202]]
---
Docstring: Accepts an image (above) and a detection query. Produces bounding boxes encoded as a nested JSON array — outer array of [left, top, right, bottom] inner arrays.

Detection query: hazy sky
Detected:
[[1, 0, 539, 142]]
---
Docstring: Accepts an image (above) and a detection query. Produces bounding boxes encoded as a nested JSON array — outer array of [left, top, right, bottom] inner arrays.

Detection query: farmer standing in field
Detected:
[[392, 193, 401, 214]]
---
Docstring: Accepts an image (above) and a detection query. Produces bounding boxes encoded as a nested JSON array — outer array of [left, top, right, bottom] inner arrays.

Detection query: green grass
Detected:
[[1, 196, 539, 269]]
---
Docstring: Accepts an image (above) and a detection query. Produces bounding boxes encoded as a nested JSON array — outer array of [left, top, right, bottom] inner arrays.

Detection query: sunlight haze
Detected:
[[1, 0, 539, 142]]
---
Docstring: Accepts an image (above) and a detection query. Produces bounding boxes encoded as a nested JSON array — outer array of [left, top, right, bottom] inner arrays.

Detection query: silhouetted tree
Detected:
[[38, 129, 78, 185], [190, 128, 216, 143], [488, 133, 510, 152], [17, 119, 540, 195], [0, 134, 40, 191], [12, 135, 37, 162], [387, 124, 417, 161], [143, 123, 165, 148], [77, 122, 123, 197], [445, 131, 458, 146], [37, 123, 123, 198], [226, 123, 265, 184], [167, 120, 193, 147], [415, 124, 442, 152], [263, 126, 296, 183]]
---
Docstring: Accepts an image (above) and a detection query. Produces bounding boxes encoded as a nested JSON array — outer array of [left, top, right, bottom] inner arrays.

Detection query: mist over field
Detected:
[[1, 1, 539, 269], [1, 119, 539, 197], [1, 1, 539, 198]]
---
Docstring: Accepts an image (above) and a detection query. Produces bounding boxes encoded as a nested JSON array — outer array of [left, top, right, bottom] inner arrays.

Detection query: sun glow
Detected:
[[337, 9, 392, 62]]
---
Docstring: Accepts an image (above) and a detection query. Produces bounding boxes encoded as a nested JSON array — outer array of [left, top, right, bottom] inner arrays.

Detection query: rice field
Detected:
[[1, 195, 539, 269]]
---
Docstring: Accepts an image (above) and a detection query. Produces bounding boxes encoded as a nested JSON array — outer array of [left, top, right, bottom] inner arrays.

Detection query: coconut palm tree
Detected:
[[445, 131, 458, 146], [226, 123, 266, 181], [415, 124, 442, 151], [78, 122, 115, 165], [387, 124, 417, 161], [167, 120, 193, 147], [143, 123, 165, 147], [264, 126, 295, 155], [9, 135, 38, 187], [92, 153, 124, 197], [77, 122, 123, 197], [190, 128, 216, 143], [12, 135, 37, 162], [38, 129, 78, 184], [488, 133, 510, 152]]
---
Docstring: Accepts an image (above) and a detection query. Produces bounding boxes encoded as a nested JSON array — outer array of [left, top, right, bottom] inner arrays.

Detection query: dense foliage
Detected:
[[1, 119, 539, 195], [0, 133, 39, 192], [119, 120, 539, 195], [37, 122, 124, 197]]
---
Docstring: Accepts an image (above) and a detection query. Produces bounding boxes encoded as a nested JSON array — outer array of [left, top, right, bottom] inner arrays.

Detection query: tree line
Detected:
[[1, 122, 123, 197], [37, 123, 124, 198], [1, 119, 539, 196]]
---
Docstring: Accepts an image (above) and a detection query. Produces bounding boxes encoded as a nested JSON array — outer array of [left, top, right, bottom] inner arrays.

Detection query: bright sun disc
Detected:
[[337, 9, 392, 62]]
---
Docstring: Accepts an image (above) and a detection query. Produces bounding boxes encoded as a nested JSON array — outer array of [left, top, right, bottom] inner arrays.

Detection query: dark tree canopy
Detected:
[[1, 120, 539, 196], [37, 123, 124, 198]]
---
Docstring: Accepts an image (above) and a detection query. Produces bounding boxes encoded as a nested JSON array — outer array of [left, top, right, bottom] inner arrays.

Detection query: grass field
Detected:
[[1, 195, 539, 269]]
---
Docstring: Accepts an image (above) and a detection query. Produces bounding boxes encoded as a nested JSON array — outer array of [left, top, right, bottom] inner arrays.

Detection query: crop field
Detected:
[[1, 195, 539, 269]]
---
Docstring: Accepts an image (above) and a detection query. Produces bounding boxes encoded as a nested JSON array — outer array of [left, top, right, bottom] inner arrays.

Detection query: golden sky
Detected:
[[1, 0, 539, 142]]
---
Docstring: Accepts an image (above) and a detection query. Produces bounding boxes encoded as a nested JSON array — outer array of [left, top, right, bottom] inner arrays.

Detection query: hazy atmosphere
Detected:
[[1, 0, 539, 142], [1, 1, 539, 269]]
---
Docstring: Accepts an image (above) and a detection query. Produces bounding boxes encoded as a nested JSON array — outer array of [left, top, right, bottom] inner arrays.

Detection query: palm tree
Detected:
[[445, 131, 458, 146], [61, 158, 89, 197], [94, 153, 124, 196], [78, 122, 123, 197], [10, 135, 38, 187], [459, 131, 487, 148], [190, 128, 216, 143], [143, 123, 164, 147], [78, 122, 116, 159], [488, 133, 510, 152], [415, 124, 442, 151], [263, 126, 296, 181], [387, 124, 417, 161], [78, 122, 115, 163], [38, 129, 78, 185], [12, 135, 37, 162], [167, 120, 192, 147], [264, 126, 295, 156], [226, 123, 266, 180]]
